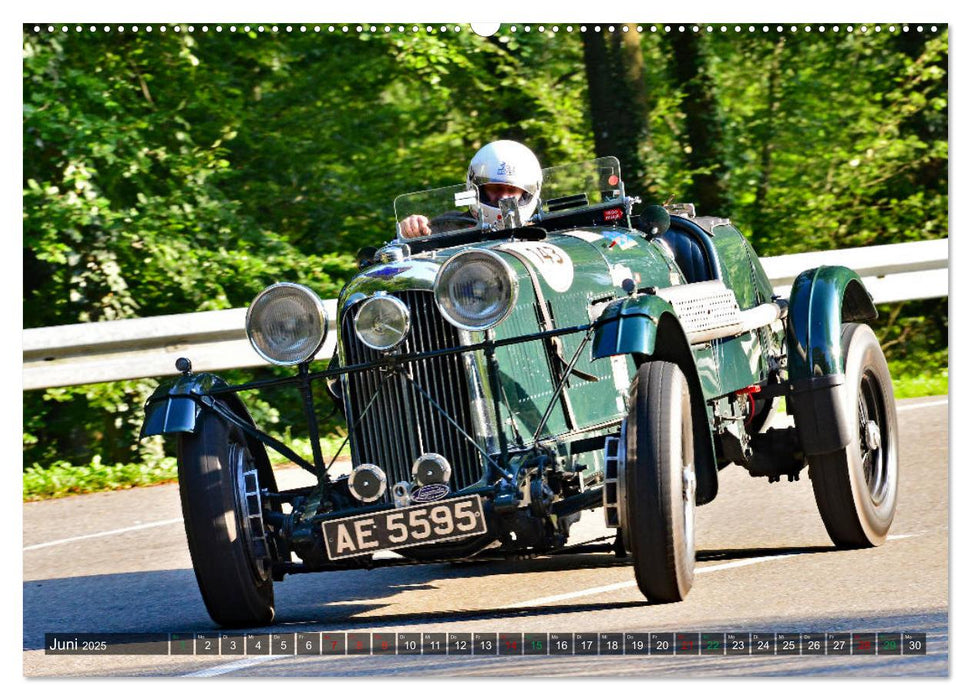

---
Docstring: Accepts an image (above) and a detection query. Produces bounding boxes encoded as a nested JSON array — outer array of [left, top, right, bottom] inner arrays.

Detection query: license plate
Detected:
[[322, 495, 487, 561]]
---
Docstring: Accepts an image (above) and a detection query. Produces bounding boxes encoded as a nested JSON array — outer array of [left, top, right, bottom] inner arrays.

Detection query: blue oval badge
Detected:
[[411, 483, 451, 503]]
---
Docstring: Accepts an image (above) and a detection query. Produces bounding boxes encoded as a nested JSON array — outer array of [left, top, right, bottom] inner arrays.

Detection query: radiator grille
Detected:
[[341, 291, 484, 499]]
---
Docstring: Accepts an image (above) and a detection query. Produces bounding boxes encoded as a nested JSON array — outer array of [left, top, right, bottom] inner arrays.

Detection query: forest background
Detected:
[[21, 23, 949, 497]]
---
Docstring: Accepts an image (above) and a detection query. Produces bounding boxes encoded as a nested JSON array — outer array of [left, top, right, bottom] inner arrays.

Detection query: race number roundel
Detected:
[[499, 242, 574, 293]]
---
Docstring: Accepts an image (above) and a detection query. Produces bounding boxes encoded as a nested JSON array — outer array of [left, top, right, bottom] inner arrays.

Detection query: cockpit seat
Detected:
[[659, 220, 719, 284]]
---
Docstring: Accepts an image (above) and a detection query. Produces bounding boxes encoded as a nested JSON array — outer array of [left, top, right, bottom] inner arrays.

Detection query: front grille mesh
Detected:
[[341, 291, 483, 499]]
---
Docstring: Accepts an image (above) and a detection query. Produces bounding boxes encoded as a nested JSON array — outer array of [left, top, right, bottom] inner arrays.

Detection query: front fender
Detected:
[[591, 293, 677, 360], [592, 294, 719, 505], [139, 372, 232, 438]]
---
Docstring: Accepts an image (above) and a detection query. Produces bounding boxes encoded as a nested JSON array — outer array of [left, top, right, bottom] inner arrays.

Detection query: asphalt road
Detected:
[[23, 397, 949, 678]]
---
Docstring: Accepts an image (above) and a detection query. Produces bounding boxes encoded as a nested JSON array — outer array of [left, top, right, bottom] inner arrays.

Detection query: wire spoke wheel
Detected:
[[231, 442, 273, 582]]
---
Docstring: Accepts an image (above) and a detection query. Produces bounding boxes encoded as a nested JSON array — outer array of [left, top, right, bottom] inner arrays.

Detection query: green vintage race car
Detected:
[[142, 157, 898, 627]]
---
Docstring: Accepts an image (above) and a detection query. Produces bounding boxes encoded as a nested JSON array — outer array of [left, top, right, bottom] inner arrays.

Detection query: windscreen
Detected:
[[536, 156, 624, 219], [393, 183, 484, 240], [392, 156, 625, 240]]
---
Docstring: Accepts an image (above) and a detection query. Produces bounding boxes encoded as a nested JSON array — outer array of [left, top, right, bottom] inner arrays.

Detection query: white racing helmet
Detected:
[[466, 140, 543, 228]]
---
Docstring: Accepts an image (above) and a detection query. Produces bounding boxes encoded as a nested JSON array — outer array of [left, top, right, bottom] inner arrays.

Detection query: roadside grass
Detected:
[[23, 368, 947, 502], [889, 363, 948, 399], [265, 431, 351, 468], [23, 457, 179, 502], [23, 433, 352, 502]]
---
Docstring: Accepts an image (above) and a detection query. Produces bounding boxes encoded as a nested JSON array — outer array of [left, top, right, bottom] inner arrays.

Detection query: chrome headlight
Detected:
[[353, 293, 411, 351], [434, 249, 518, 331], [246, 283, 328, 365]]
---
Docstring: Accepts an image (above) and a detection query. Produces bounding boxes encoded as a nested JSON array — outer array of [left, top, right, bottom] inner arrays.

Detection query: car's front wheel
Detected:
[[808, 323, 899, 548], [623, 361, 696, 603], [177, 411, 276, 627]]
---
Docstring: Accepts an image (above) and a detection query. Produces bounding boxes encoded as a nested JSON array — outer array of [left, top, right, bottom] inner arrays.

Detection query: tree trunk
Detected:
[[667, 32, 729, 215], [750, 36, 786, 252], [582, 29, 653, 198]]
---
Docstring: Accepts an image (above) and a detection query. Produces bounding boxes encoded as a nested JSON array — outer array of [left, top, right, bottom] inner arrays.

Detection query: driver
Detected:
[[399, 140, 543, 238]]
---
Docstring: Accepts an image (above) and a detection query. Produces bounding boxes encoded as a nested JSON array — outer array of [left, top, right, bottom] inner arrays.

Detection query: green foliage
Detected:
[[23, 379, 165, 469], [22, 25, 948, 494], [704, 29, 948, 254], [873, 298, 948, 398], [23, 30, 354, 326], [22, 430, 352, 501], [890, 365, 948, 399], [265, 432, 352, 468], [23, 456, 179, 501]]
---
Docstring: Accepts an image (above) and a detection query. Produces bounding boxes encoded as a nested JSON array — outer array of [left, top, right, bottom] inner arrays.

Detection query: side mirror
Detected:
[[637, 205, 670, 238]]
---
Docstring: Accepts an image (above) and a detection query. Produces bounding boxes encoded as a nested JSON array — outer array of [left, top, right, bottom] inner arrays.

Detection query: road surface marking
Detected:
[[23, 518, 184, 551], [500, 579, 644, 608], [502, 536, 915, 609], [897, 398, 948, 412], [499, 554, 800, 608], [182, 656, 281, 677]]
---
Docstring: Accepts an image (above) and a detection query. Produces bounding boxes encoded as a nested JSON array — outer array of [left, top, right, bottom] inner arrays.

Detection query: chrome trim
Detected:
[[683, 460, 697, 558], [617, 419, 630, 533], [235, 462, 271, 582], [392, 481, 412, 508], [340, 290, 485, 501], [533, 417, 624, 451], [602, 432, 623, 529], [458, 328, 500, 456], [376, 242, 410, 263]]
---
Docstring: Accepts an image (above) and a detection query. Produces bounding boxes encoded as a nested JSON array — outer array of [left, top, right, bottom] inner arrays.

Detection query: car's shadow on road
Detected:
[[696, 544, 837, 562], [432, 542, 837, 574], [23, 543, 839, 650]]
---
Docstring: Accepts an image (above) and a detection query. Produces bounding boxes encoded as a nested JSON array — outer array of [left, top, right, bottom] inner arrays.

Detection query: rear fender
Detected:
[[786, 266, 876, 380], [592, 295, 719, 505], [786, 266, 878, 455]]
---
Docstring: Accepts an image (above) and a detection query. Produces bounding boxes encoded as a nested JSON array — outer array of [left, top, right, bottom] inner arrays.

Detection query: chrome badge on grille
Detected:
[[411, 483, 452, 503]]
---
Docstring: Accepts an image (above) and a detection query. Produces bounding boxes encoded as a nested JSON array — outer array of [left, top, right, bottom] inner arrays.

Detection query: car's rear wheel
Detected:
[[623, 361, 696, 602], [808, 323, 899, 547], [177, 411, 275, 627]]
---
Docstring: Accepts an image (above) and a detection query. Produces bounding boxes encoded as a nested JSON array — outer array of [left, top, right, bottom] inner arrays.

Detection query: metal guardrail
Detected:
[[22, 239, 948, 391], [760, 238, 948, 302]]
